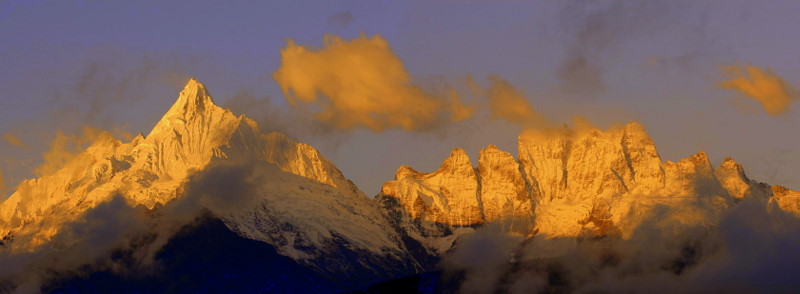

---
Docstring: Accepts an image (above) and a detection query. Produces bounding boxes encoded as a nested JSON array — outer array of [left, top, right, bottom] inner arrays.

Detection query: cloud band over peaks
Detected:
[[273, 34, 474, 132]]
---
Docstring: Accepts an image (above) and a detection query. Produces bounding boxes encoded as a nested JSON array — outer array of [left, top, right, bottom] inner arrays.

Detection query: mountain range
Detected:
[[1, 79, 798, 293]]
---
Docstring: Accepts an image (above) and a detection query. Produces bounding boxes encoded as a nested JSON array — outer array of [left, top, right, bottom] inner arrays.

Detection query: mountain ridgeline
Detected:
[[0, 79, 798, 293]]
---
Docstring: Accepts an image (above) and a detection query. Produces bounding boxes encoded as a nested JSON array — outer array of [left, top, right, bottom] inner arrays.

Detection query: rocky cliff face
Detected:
[[518, 122, 665, 202], [379, 122, 795, 243], [769, 185, 800, 216], [380, 148, 482, 227], [715, 157, 772, 200], [477, 145, 533, 232]]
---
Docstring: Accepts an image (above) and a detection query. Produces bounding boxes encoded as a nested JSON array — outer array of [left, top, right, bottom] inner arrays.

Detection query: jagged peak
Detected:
[[441, 148, 472, 170], [395, 165, 419, 180], [130, 132, 145, 144], [147, 78, 232, 139], [450, 147, 468, 156], [772, 185, 791, 196], [622, 121, 653, 141], [163, 78, 217, 119], [396, 148, 475, 179], [714, 156, 755, 199], [184, 77, 210, 98], [1, 79, 382, 251], [479, 144, 513, 160], [479, 144, 501, 156], [675, 151, 713, 174], [690, 151, 710, 163], [718, 157, 744, 173]]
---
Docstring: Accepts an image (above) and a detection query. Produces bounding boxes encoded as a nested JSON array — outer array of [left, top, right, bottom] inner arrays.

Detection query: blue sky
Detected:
[[1, 0, 799, 196]]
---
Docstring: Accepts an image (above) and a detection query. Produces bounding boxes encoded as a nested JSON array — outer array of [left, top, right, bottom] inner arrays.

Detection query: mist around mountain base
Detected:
[[0, 80, 799, 294]]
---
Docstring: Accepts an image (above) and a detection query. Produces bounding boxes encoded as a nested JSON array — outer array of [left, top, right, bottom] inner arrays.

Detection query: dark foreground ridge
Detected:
[[44, 212, 339, 294]]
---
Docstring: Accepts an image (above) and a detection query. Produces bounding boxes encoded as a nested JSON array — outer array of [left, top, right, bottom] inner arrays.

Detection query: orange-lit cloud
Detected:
[[2, 133, 28, 150], [35, 127, 105, 177], [485, 76, 543, 128], [467, 75, 599, 139], [720, 65, 798, 116], [466, 75, 545, 130], [273, 34, 474, 132]]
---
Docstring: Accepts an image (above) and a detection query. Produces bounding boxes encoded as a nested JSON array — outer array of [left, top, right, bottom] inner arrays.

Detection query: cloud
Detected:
[[465, 75, 604, 138], [2, 134, 28, 150], [328, 10, 354, 29], [440, 198, 800, 294], [57, 52, 192, 128], [484, 75, 544, 129], [273, 34, 475, 132], [223, 89, 327, 140], [0, 195, 151, 292], [442, 225, 524, 294], [170, 159, 265, 218], [720, 64, 798, 116], [558, 54, 605, 97], [678, 200, 800, 293], [555, 0, 704, 98], [465, 74, 548, 130], [34, 127, 106, 177], [223, 90, 294, 134]]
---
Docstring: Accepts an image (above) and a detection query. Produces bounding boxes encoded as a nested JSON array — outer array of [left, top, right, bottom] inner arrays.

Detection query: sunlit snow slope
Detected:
[[0, 80, 414, 276]]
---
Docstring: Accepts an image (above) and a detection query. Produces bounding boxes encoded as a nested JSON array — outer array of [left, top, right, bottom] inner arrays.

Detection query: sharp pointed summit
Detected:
[[148, 78, 226, 140], [180, 77, 213, 104], [160, 78, 217, 120], [0, 80, 411, 282]]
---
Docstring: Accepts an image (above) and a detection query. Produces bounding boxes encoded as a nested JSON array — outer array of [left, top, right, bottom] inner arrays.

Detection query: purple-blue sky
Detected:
[[1, 0, 799, 197]]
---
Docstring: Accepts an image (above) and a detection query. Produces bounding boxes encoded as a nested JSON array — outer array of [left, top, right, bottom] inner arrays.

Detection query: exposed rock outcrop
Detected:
[[380, 148, 482, 227], [379, 122, 795, 242], [477, 145, 533, 233]]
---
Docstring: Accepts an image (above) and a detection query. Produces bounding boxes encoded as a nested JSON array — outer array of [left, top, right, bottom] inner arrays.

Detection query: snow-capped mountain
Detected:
[[379, 121, 797, 249], [0, 79, 418, 290], [1, 79, 799, 292]]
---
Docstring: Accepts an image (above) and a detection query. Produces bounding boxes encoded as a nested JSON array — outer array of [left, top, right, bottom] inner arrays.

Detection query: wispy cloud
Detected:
[[34, 127, 107, 177], [2, 134, 28, 150], [484, 75, 544, 129], [328, 10, 354, 29], [720, 64, 798, 116], [555, 0, 706, 98]]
